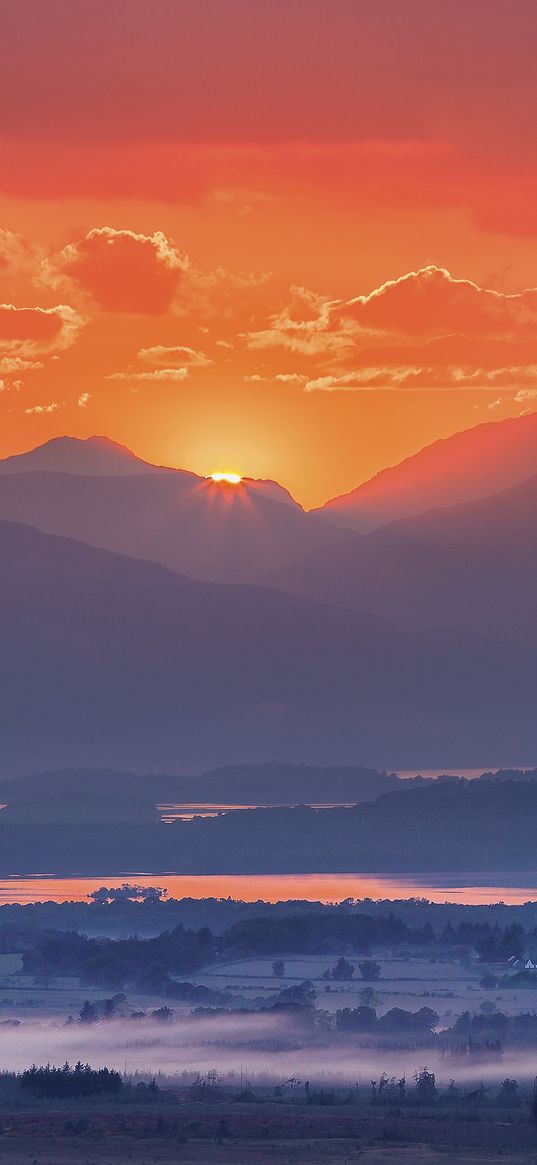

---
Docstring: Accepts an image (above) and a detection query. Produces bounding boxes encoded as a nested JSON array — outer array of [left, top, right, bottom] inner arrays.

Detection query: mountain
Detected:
[[0, 436, 299, 508], [0, 763, 399, 806], [0, 439, 341, 583], [272, 471, 537, 644], [0, 435, 167, 477], [0, 518, 535, 776], [315, 411, 537, 532]]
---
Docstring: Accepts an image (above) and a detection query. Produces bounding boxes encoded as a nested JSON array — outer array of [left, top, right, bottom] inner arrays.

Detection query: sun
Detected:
[[208, 472, 242, 484]]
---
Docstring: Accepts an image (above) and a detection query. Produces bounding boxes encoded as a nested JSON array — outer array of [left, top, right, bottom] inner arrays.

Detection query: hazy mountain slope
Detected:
[[0, 435, 168, 477], [0, 436, 300, 509], [0, 468, 341, 583], [315, 412, 537, 531], [273, 472, 537, 643], [0, 763, 399, 806], [0, 519, 534, 775]]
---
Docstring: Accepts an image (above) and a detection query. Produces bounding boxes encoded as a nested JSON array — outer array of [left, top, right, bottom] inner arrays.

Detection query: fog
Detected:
[[1, 1010, 536, 1088]]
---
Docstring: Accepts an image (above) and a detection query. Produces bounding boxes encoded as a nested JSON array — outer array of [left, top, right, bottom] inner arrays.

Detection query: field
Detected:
[[0, 1100, 535, 1165], [2, 952, 537, 1027], [184, 952, 537, 1020], [0, 1141, 532, 1165]]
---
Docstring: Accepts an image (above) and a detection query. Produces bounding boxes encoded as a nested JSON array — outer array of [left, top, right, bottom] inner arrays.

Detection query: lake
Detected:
[[1, 871, 537, 905]]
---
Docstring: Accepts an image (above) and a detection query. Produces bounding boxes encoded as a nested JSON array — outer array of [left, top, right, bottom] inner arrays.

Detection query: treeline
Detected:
[[448, 1010, 537, 1050], [20, 1062, 122, 1099], [19, 912, 531, 993], [221, 913, 527, 959], [4, 893, 537, 949], [335, 1005, 438, 1034], [23, 924, 215, 992]]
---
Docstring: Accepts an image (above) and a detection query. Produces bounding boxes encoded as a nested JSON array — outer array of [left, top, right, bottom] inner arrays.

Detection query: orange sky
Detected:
[[1, 0, 537, 507]]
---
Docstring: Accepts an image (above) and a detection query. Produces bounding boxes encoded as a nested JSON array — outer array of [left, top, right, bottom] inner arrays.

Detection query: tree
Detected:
[[499, 1078, 519, 1107], [531, 1077, 537, 1132], [78, 1000, 98, 1025], [359, 986, 379, 1007], [359, 960, 381, 981], [331, 956, 355, 981], [414, 1068, 437, 1105], [336, 1006, 377, 1032], [272, 959, 285, 978], [151, 1006, 173, 1021]]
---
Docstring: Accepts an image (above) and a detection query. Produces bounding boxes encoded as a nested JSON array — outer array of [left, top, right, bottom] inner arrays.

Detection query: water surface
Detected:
[[1, 872, 537, 905]]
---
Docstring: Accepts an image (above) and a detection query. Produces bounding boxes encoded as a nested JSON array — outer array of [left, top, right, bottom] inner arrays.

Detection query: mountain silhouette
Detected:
[[0, 436, 300, 509], [0, 438, 341, 583], [0, 518, 534, 775], [272, 471, 537, 643], [0, 435, 167, 477], [315, 411, 537, 531]]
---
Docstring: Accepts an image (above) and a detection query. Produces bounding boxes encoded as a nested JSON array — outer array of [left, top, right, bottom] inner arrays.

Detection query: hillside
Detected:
[[0, 763, 398, 805], [0, 519, 534, 775], [0, 435, 165, 477], [0, 464, 340, 584], [273, 471, 537, 643], [316, 412, 537, 531]]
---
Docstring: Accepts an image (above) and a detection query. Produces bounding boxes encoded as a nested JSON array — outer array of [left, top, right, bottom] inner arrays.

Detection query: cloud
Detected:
[[107, 342, 215, 384], [106, 368, 189, 382], [244, 371, 309, 385], [78, 392, 91, 407], [338, 266, 537, 339], [0, 303, 84, 356], [304, 365, 537, 393], [24, 402, 60, 415], [0, 356, 44, 374], [246, 286, 345, 356], [514, 387, 537, 403], [137, 345, 212, 368], [274, 372, 309, 385], [41, 228, 190, 314], [250, 268, 537, 393], [0, 229, 37, 272]]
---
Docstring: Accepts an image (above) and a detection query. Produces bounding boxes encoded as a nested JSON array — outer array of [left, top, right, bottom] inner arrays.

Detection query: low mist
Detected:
[[1, 1009, 536, 1088]]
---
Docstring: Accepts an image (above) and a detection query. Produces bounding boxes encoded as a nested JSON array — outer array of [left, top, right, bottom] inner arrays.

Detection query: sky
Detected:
[[1, 0, 537, 507]]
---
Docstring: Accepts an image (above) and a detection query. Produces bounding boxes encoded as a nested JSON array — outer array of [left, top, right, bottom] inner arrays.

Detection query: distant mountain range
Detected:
[[0, 437, 340, 584], [0, 762, 399, 806], [314, 411, 537, 531], [0, 413, 536, 776], [0, 517, 534, 775], [271, 470, 537, 643]]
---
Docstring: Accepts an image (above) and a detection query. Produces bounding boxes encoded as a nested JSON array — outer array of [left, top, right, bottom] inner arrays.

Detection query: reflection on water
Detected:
[[0, 872, 537, 906], [158, 802, 357, 821]]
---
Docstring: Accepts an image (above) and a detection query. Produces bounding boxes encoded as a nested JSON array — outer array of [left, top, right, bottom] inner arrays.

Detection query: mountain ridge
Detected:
[[271, 468, 537, 643], [0, 515, 534, 775], [314, 411, 537, 531]]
